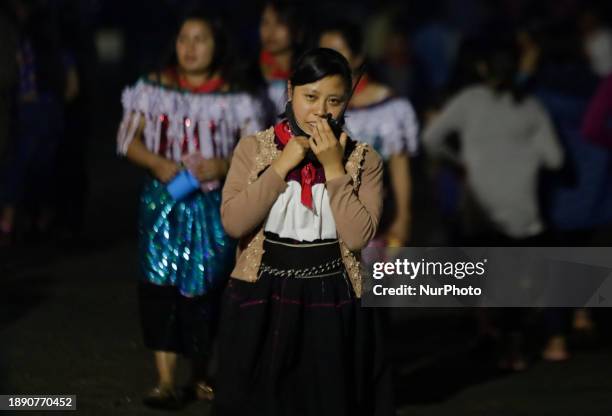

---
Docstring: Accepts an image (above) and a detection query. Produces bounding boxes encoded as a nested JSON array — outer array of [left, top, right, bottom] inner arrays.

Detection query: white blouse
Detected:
[[264, 181, 337, 241]]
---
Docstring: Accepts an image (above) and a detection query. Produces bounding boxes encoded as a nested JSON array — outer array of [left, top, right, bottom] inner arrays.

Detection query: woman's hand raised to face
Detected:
[[271, 136, 310, 178], [310, 117, 347, 181]]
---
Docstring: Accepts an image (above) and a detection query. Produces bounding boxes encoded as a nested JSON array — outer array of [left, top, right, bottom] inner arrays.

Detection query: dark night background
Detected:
[[1, 0, 612, 414]]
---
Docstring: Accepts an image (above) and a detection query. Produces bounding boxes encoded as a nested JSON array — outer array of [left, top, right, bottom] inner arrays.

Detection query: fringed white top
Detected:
[[117, 79, 265, 162], [345, 97, 419, 160], [267, 79, 287, 119]]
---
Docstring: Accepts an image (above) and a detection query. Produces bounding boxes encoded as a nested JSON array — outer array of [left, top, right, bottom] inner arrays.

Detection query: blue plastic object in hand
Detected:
[[166, 170, 200, 200]]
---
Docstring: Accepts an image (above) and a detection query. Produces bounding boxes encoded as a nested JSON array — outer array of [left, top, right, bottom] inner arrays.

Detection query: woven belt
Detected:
[[259, 257, 344, 279]]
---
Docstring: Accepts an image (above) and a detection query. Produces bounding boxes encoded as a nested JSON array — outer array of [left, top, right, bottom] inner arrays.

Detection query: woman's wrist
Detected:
[[271, 160, 290, 179], [323, 162, 346, 181], [212, 158, 229, 179], [147, 154, 164, 171]]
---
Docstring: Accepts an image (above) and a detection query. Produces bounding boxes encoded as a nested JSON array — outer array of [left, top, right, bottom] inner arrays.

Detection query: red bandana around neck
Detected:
[[260, 50, 291, 81], [354, 74, 370, 96], [274, 120, 317, 210], [173, 68, 226, 93]]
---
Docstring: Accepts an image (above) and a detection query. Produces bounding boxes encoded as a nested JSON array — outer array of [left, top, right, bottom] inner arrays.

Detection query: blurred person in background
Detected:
[[580, 3, 612, 149], [411, 0, 460, 108], [319, 18, 419, 246], [0, 0, 67, 245], [583, 71, 612, 150], [0, 5, 18, 245], [579, 3, 612, 79], [259, 0, 304, 119], [116, 10, 263, 410], [424, 40, 562, 244], [534, 18, 612, 360], [424, 41, 563, 370], [362, 3, 415, 99]]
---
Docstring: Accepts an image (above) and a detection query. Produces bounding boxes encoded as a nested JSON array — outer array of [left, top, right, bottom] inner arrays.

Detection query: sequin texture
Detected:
[[138, 179, 236, 297]]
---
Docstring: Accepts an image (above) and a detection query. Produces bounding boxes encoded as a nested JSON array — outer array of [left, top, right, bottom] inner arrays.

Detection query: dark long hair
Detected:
[[262, 0, 305, 53], [482, 40, 526, 103], [260, 0, 307, 73], [317, 18, 365, 59], [316, 17, 386, 83], [290, 48, 352, 96]]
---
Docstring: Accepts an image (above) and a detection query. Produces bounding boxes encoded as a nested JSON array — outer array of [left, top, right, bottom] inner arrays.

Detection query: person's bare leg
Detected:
[[154, 351, 178, 389], [1, 206, 15, 231], [143, 351, 180, 408], [573, 309, 594, 331], [542, 335, 570, 362], [0, 205, 15, 245]]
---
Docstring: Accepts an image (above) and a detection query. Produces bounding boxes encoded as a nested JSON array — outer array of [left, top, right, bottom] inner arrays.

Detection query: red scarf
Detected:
[[274, 120, 317, 210], [260, 50, 291, 80], [172, 68, 226, 93], [354, 74, 369, 95]]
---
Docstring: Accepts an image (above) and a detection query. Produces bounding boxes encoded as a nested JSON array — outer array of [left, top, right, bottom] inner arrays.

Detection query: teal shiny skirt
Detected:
[[138, 179, 236, 297]]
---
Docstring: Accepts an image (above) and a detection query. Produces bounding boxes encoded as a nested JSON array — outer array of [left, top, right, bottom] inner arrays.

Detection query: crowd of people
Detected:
[[1, 0, 611, 413]]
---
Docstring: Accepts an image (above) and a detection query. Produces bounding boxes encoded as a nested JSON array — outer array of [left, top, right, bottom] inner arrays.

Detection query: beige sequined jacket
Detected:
[[221, 127, 383, 297]]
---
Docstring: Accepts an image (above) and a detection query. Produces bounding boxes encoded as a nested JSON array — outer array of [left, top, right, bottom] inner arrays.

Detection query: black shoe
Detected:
[[143, 386, 182, 411], [181, 382, 214, 403]]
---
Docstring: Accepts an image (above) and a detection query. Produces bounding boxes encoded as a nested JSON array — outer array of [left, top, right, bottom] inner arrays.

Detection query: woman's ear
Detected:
[[286, 80, 293, 100]]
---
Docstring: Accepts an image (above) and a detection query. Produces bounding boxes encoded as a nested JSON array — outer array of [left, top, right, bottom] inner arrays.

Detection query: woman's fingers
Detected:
[[310, 121, 322, 152], [339, 132, 348, 150], [309, 132, 318, 148], [309, 117, 344, 160], [319, 116, 340, 145], [293, 136, 311, 149], [315, 118, 327, 145], [308, 136, 318, 152], [319, 115, 335, 139], [313, 118, 328, 150]]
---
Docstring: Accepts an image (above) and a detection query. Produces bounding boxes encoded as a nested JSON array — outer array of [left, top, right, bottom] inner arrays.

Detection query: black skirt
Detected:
[[213, 233, 394, 416], [138, 281, 222, 357]]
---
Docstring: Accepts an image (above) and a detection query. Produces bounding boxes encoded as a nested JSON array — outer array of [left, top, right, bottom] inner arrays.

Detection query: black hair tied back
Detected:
[[290, 48, 352, 97]]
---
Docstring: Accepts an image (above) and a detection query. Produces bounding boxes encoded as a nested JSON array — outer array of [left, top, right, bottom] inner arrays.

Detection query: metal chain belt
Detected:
[[260, 258, 344, 278]]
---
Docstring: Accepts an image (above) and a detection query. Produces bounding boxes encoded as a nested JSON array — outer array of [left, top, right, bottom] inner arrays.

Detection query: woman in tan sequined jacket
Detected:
[[214, 48, 393, 416], [220, 125, 383, 297]]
